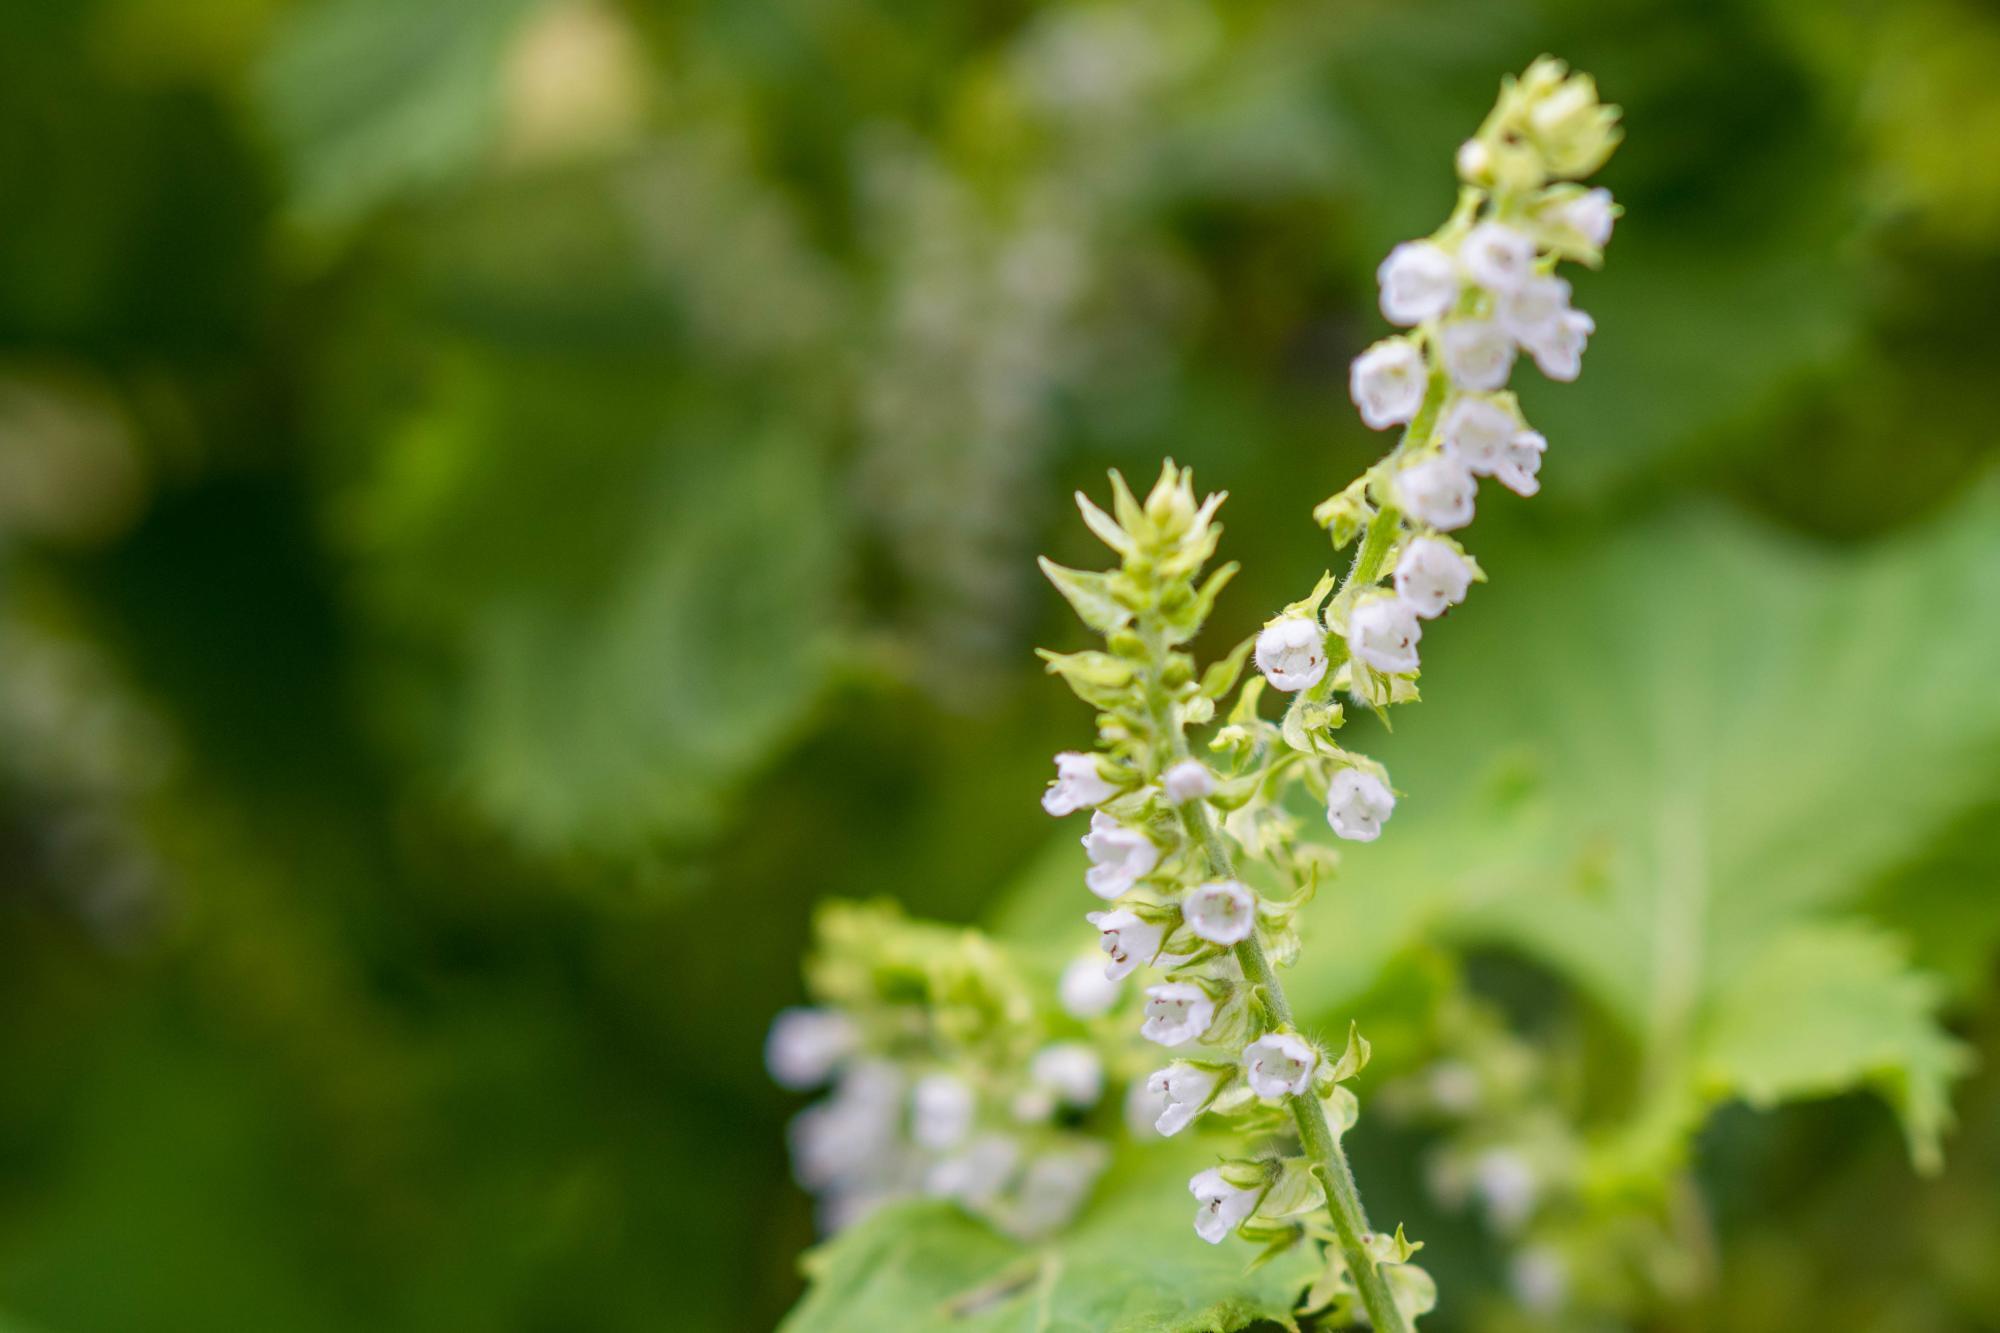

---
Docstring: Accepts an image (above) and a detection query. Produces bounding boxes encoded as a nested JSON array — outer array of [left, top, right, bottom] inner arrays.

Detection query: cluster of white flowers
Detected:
[[1032, 59, 1620, 1331], [768, 901, 1127, 1239], [1259, 56, 1620, 849]]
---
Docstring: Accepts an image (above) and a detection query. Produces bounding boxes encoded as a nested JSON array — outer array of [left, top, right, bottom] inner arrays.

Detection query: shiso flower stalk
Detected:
[[1038, 59, 1620, 1330]]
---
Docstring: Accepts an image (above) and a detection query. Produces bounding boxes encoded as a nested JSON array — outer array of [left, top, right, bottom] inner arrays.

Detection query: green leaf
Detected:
[[256, 0, 543, 228], [1282, 487, 2000, 1170], [346, 356, 842, 860], [781, 1145, 1316, 1333], [1697, 922, 1968, 1173], [1038, 559, 1134, 634]]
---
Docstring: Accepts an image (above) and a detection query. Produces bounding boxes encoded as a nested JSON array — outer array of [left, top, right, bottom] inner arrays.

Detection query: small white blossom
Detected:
[[1030, 1042, 1104, 1108], [1326, 768, 1396, 842], [1059, 955, 1123, 1017], [1349, 337, 1427, 430], [1560, 187, 1616, 249], [1253, 617, 1327, 693], [1438, 395, 1519, 475], [1163, 759, 1214, 804], [1460, 221, 1537, 293], [1438, 320, 1516, 391], [1085, 907, 1167, 980], [1376, 241, 1459, 325], [1494, 273, 1572, 349], [1427, 1060, 1483, 1114], [766, 1007, 859, 1091], [1005, 1143, 1109, 1239], [1081, 810, 1159, 899], [789, 1060, 902, 1189], [1042, 751, 1119, 816], [1243, 1031, 1318, 1099], [1497, 429, 1546, 497], [1182, 879, 1256, 945], [1394, 455, 1476, 531], [911, 1072, 976, 1149], [1346, 596, 1422, 675], [1455, 138, 1490, 182], [1124, 1074, 1170, 1139], [1473, 1147, 1540, 1232], [1527, 308, 1593, 382], [1393, 537, 1473, 619], [1145, 1062, 1224, 1136], [1141, 982, 1216, 1047], [925, 1133, 1020, 1207], [1190, 1168, 1262, 1244], [1509, 1246, 1570, 1314]]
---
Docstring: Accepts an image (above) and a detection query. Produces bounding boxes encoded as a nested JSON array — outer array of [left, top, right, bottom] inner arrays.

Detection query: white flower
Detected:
[[1190, 1167, 1262, 1244], [1394, 455, 1476, 531], [1427, 1060, 1483, 1114], [1141, 982, 1216, 1047], [1438, 320, 1515, 391], [1059, 955, 1123, 1017], [1182, 879, 1256, 945], [1527, 308, 1593, 382], [1326, 768, 1396, 842], [1460, 221, 1537, 292], [1005, 1143, 1109, 1239], [1509, 1246, 1570, 1314], [1349, 337, 1427, 430], [1243, 1032, 1318, 1099], [1473, 1147, 1540, 1232], [1253, 617, 1327, 693], [911, 1072, 976, 1149], [1346, 596, 1422, 675], [925, 1133, 1020, 1207], [789, 1060, 902, 1188], [1497, 429, 1546, 497], [1163, 759, 1214, 804], [1145, 1062, 1224, 1136], [1124, 1075, 1170, 1139], [1030, 1042, 1104, 1108], [1438, 395, 1518, 475], [1494, 273, 1572, 348], [1042, 751, 1119, 816], [1393, 538, 1473, 619], [1376, 241, 1458, 325], [1081, 811, 1159, 899], [1085, 907, 1167, 980], [766, 1007, 859, 1091], [1560, 187, 1616, 249]]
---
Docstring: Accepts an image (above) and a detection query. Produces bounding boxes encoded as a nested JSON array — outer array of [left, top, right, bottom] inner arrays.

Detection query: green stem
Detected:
[[1141, 625, 1407, 1333], [1180, 803, 1410, 1333]]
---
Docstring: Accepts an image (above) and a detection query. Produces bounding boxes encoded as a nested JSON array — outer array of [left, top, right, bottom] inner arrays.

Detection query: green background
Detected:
[[2, 0, 1997, 1329]]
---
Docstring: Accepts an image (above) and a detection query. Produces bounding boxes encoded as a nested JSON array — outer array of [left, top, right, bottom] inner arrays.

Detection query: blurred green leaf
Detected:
[[256, 0, 542, 227], [780, 1144, 1316, 1333], [348, 356, 844, 859]]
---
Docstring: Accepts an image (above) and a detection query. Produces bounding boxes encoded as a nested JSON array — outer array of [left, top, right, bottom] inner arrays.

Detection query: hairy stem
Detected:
[[1140, 630, 1407, 1333], [1178, 798, 1409, 1333]]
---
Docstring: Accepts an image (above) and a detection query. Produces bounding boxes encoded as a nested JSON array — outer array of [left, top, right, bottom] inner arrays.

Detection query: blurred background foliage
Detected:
[[1, 0, 1998, 1329]]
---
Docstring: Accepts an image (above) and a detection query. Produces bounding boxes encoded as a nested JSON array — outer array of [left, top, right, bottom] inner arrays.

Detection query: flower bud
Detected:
[[766, 1007, 859, 1091], [1377, 241, 1459, 326], [1163, 759, 1215, 804]]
